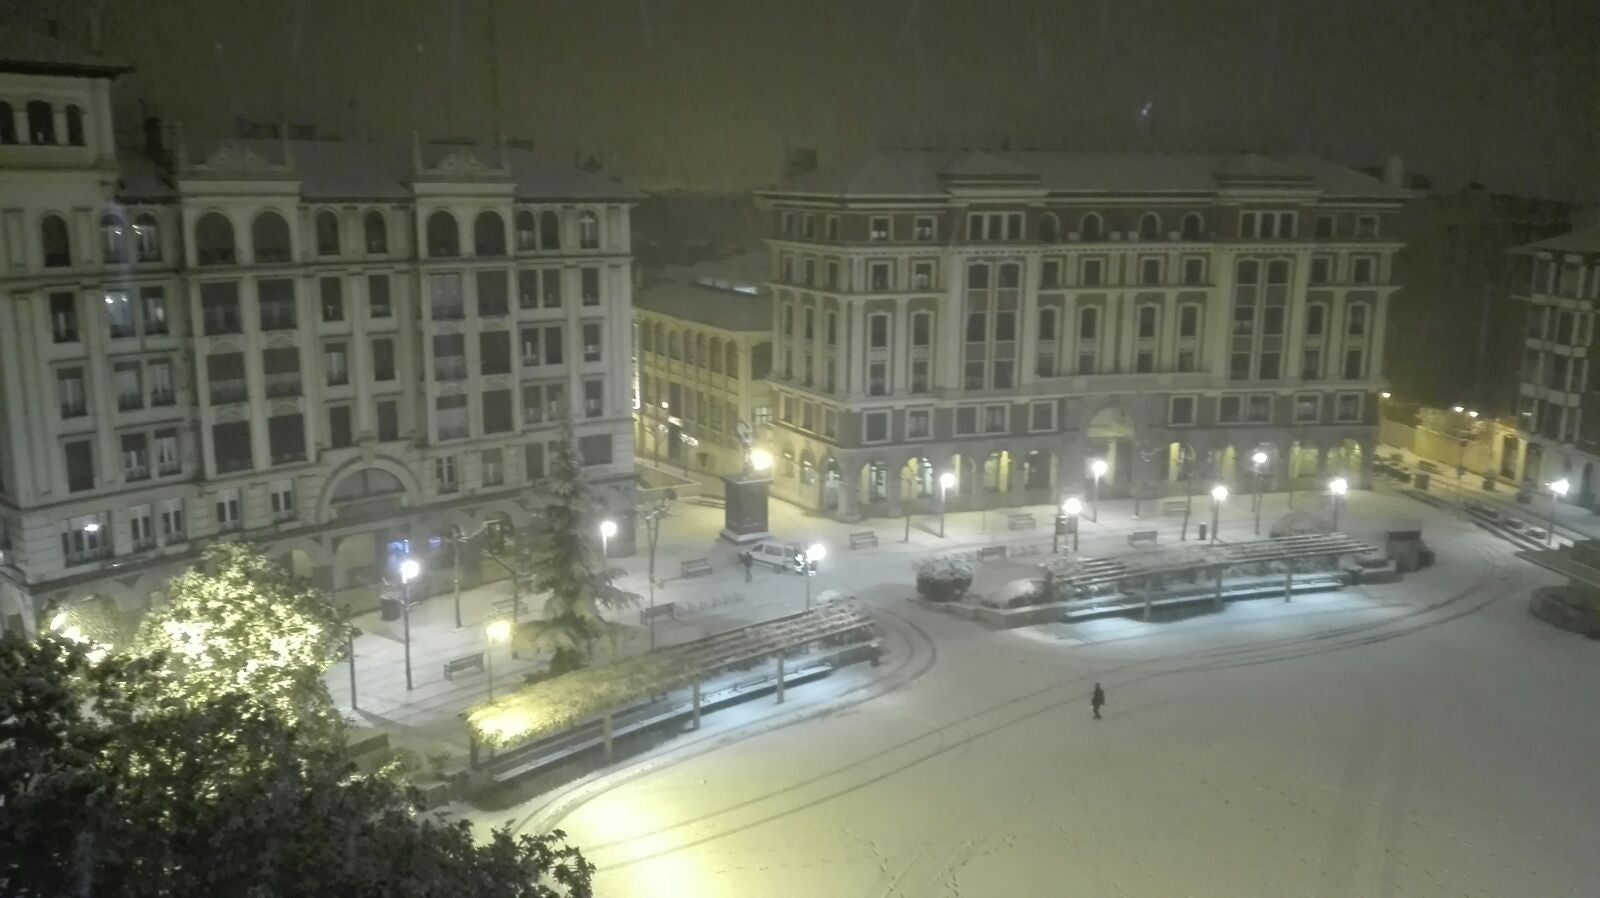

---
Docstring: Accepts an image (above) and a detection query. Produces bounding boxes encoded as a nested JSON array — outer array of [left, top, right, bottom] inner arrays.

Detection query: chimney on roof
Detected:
[[1383, 155, 1405, 189]]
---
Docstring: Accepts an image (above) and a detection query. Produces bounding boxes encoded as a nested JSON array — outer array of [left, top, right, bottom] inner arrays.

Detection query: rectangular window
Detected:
[[867, 361, 888, 396], [57, 367, 87, 418], [201, 282, 241, 335], [320, 277, 344, 322], [481, 448, 504, 487], [1137, 306, 1158, 339], [1335, 393, 1362, 422], [1079, 306, 1099, 340], [62, 515, 109, 564], [907, 408, 931, 439], [1181, 257, 1206, 285], [325, 342, 349, 386], [1310, 255, 1333, 284], [581, 267, 601, 305], [1246, 394, 1272, 423], [368, 275, 392, 317], [1169, 396, 1196, 425], [64, 440, 94, 492], [429, 273, 464, 320], [1176, 348, 1197, 372], [1306, 303, 1327, 337], [161, 498, 186, 542], [1301, 347, 1322, 380], [1355, 215, 1378, 238], [269, 480, 295, 522], [1042, 259, 1061, 288], [583, 322, 603, 362], [1178, 304, 1201, 338], [1030, 401, 1055, 432], [913, 216, 935, 241], [869, 314, 890, 349], [1352, 256, 1376, 284], [1218, 396, 1243, 423], [120, 432, 149, 481], [104, 290, 136, 339], [863, 411, 890, 442], [435, 456, 459, 493], [955, 406, 979, 435], [148, 359, 174, 406], [1293, 393, 1321, 423], [1081, 257, 1104, 286], [328, 405, 353, 448], [129, 504, 155, 551], [1346, 304, 1369, 337], [912, 260, 935, 289], [869, 217, 891, 241], [911, 359, 930, 393], [482, 388, 513, 434], [1315, 214, 1336, 239], [1139, 257, 1162, 286], [801, 214, 816, 239], [51, 292, 79, 342], [524, 442, 546, 479], [825, 215, 839, 241], [541, 269, 562, 308], [435, 395, 468, 441], [142, 288, 169, 335], [371, 338, 395, 381], [583, 379, 604, 418], [1230, 352, 1252, 380], [215, 488, 241, 530], [578, 434, 613, 466], [376, 400, 398, 442], [268, 414, 306, 464], [983, 404, 1008, 434], [1343, 348, 1366, 380], [154, 429, 180, 475], [869, 261, 892, 291]]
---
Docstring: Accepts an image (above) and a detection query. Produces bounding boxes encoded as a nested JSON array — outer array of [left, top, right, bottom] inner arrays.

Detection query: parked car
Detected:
[[748, 539, 803, 571]]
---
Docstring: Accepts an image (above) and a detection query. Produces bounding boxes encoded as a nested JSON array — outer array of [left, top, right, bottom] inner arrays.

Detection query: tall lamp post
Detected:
[[1329, 477, 1348, 530], [1063, 496, 1083, 553], [485, 618, 511, 700], [1548, 478, 1569, 546], [938, 471, 956, 538], [1089, 458, 1108, 522], [399, 558, 421, 691], [639, 493, 675, 651], [1209, 484, 1228, 544], [803, 543, 826, 610], [1251, 450, 1269, 535], [599, 519, 617, 559]]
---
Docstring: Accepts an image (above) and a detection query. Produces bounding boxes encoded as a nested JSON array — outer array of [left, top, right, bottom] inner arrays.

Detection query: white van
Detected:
[[746, 540, 802, 571]]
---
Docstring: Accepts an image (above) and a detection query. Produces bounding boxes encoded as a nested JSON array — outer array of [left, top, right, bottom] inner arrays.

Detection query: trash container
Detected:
[[1198, 522, 1209, 541], [1415, 472, 1431, 491], [380, 597, 402, 621]]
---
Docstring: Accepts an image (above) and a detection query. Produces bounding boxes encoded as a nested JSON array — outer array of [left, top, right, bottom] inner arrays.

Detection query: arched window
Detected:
[[578, 210, 599, 249], [515, 210, 536, 251], [249, 210, 289, 263], [0, 102, 16, 144], [1078, 306, 1100, 340], [539, 210, 560, 250], [315, 210, 340, 256], [1138, 213, 1163, 241], [473, 210, 506, 256], [685, 333, 698, 366], [1038, 213, 1059, 243], [363, 210, 387, 254], [652, 322, 664, 355], [1181, 212, 1205, 240], [1137, 305, 1159, 339], [639, 321, 654, 352], [26, 100, 55, 144], [65, 105, 85, 146], [725, 343, 739, 377], [1079, 212, 1103, 241], [426, 210, 459, 257], [195, 211, 237, 265], [133, 213, 161, 262], [695, 334, 707, 367], [41, 214, 71, 267], [709, 337, 723, 373], [100, 213, 128, 264], [667, 331, 681, 360]]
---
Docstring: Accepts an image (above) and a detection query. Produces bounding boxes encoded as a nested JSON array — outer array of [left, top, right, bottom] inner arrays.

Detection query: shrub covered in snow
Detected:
[[914, 554, 975, 603], [979, 578, 1046, 609], [1270, 509, 1334, 537]]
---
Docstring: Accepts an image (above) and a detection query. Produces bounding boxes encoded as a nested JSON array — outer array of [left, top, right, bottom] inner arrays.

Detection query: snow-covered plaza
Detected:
[[503, 489, 1600, 897]]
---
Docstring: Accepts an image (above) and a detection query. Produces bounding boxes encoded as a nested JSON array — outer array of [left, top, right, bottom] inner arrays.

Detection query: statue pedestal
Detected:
[[720, 475, 772, 544]]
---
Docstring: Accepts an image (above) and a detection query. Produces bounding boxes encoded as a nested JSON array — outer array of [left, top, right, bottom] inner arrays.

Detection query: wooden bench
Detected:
[[976, 545, 1007, 562], [692, 495, 725, 508], [639, 602, 677, 623], [442, 653, 485, 680], [1161, 499, 1188, 517], [491, 596, 521, 617], [1127, 529, 1159, 547], [848, 530, 879, 549], [680, 558, 713, 578], [1006, 512, 1036, 530]]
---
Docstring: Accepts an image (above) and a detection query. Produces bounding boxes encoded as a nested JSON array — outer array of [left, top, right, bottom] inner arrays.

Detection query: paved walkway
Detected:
[[1379, 443, 1600, 542]]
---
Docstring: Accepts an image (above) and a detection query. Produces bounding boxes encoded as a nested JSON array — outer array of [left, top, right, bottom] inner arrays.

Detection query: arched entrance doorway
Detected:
[[821, 457, 842, 511], [1085, 405, 1135, 495]]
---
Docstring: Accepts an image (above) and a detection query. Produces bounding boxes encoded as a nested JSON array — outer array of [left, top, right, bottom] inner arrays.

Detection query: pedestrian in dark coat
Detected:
[[1091, 682, 1106, 720], [740, 551, 754, 582]]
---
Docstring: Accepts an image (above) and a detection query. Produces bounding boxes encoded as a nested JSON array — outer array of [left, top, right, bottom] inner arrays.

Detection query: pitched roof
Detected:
[[1517, 226, 1600, 255], [636, 253, 772, 332], [0, 30, 130, 77], [765, 150, 1408, 200]]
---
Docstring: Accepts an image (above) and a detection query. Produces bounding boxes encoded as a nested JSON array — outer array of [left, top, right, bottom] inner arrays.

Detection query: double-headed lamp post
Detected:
[[599, 519, 618, 559], [485, 618, 512, 700], [1252, 450, 1269, 535], [1329, 477, 1349, 530], [1548, 478, 1569, 546], [1209, 484, 1228, 543], [938, 471, 956, 538], [399, 557, 421, 691], [803, 543, 826, 610], [1063, 496, 1083, 553], [1089, 459, 1108, 522]]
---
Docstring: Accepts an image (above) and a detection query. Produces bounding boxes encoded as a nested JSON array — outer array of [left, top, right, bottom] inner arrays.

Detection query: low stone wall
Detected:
[[1529, 586, 1600, 639]]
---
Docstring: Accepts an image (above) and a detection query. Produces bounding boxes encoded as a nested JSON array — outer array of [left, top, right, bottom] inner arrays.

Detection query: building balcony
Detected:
[[272, 507, 297, 524], [65, 543, 113, 566], [216, 455, 253, 474], [130, 536, 158, 553], [124, 465, 150, 482], [157, 461, 182, 477], [203, 312, 242, 335], [431, 303, 466, 321], [259, 306, 298, 331]]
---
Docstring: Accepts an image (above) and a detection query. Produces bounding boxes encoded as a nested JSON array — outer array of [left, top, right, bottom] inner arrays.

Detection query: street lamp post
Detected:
[[1209, 484, 1228, 544], [1329, 477, 1348, 530], [640, 494, 674, 651], [938, 472, 956, 538], [1089, 459, 1108, 523], [399, 558, 421, 691], [803, 543, 826, 611], [1063, 496, 1083, 553], [599, 519, 618, 559], [485, 618, 511, 700], [1252, 450, 1268, 535], [1548, 478, 1569, 546]]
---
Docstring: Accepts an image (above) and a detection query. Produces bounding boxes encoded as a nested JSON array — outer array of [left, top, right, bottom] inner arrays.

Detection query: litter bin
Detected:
[[1415, 472, 1431, 491], [1198, 522, 1209, 542], [380, 597, 402, 621]]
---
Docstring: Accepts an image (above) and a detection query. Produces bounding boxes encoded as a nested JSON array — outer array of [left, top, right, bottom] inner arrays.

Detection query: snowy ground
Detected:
[[499, 490, 1600, 897]]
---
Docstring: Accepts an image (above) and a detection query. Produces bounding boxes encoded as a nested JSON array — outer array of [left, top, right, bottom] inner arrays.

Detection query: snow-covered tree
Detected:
[[914, 554, 975, 602], [523, 419, 636, 673], [133, 542, 350, 738]]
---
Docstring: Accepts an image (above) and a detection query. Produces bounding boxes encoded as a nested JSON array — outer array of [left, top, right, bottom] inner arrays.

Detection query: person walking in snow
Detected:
[[740, 550, 754, 582], [1091, 682, 1106, 720]]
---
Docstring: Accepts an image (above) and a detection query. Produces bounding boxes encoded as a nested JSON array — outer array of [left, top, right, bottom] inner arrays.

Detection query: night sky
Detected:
[[9, 0, 1599, 198]]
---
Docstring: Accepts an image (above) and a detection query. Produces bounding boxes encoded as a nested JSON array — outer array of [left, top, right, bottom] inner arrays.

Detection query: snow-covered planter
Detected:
[[978, 578, 1046, 609], [1270, 509, 1333, 537], [914, 554, 975, 603]]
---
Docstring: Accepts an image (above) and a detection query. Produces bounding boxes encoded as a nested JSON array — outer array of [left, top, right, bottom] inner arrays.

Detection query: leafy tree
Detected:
[[0, 631, 595, 898], [133, 543, 350, 739], [523, 420, 635, 672]]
